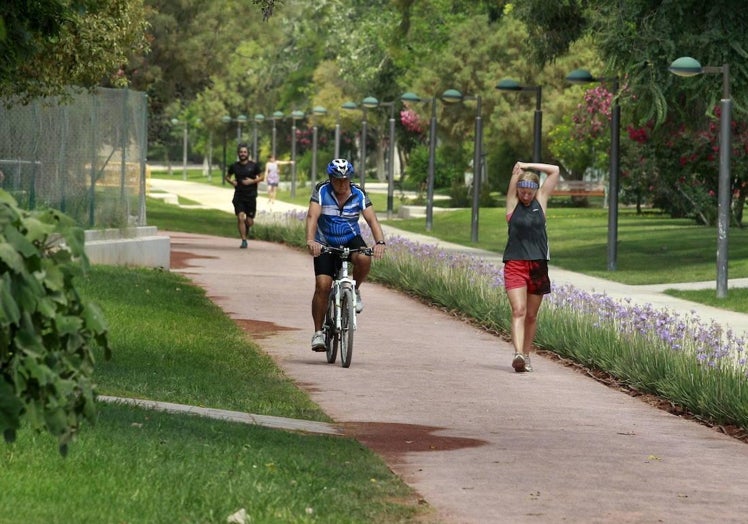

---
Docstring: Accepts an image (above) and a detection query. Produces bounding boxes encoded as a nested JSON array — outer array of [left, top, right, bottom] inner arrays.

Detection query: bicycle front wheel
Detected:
[[339, 287, 355, 368], [325, 295, 337, 364]]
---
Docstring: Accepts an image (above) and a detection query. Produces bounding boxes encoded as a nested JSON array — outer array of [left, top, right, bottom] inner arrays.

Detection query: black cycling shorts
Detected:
[[313, 235, 368, 277]]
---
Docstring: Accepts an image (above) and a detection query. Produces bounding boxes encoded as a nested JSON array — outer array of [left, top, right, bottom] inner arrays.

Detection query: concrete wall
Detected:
[[84, 226, 170, 269]]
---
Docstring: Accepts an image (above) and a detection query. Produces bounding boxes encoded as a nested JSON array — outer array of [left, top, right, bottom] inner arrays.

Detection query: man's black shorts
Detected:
[[313, 235, 368, 277], [232, 196, 257, 218]]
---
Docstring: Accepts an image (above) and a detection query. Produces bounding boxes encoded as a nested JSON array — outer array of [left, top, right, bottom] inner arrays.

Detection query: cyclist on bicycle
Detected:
[[305, 158, 386, 351]]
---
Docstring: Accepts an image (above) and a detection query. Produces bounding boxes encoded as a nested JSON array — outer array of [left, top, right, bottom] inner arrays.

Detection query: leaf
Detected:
[[0, 276, 20, 324], [0, 243, 25, 273], [0, 379, 23, 433], [82, 302, 109, 335]]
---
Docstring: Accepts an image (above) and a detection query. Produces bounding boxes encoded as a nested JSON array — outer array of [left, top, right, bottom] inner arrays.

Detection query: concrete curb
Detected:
[[97, 395, 343, 436]]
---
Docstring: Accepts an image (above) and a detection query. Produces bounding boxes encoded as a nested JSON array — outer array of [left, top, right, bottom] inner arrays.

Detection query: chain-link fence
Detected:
[[0, 88, 147, 229]]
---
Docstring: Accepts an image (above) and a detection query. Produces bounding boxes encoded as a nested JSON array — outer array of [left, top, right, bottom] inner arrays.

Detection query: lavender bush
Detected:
[[254, 213, 748, 431]]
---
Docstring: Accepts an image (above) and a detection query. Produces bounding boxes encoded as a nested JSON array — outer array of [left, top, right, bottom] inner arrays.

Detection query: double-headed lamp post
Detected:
[[496, 79, 543, 162], [252, 113, 265, 160], [290, 110, 305, 198], [566, 68, 620, 271], [271, 110, 284, 158], [311, 105, 327, 187], [342, 101, 368, 188], [171, 117, 189, 181], [401, 91, 438, 230], [442, 89, 483, 243], [670, 56, 732, 298]]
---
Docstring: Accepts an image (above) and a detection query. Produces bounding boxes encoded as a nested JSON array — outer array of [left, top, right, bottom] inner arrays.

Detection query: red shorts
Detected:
[[503, 260, 551, 295]]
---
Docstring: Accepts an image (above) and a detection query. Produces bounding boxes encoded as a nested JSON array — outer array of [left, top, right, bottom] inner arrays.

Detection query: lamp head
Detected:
[[496, 78, 522, 91], [400, 92, 422, 103], [313, 106, 327, 116], [272, 111, 284, 120], [669, 56, 703, 77], [254, 113, 265, 123], [291, 110, 305, 120], [341, 101, 358, 110], [362, 96, 379, 109], [236, 114, 248, 123], [441, 89, 463, 104], [566, 68, 596, 84], [221, 115, 231, 124]]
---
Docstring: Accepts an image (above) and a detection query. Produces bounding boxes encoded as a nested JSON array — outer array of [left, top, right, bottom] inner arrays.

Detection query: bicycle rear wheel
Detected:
[[339, 287, 355, 368]]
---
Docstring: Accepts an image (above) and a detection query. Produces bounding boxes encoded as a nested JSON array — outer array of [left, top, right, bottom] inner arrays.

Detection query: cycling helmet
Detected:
[[326, 158, 354, 179]]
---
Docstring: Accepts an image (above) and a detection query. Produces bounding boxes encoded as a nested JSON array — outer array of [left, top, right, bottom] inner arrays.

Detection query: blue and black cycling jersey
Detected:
[[311, 181, 372, 246]]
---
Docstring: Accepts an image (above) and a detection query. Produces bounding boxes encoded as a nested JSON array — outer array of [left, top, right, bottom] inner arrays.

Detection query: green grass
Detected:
[[1, 264, 427, 523], [666, 288, 748, 314], [390, 205, 748, 285]]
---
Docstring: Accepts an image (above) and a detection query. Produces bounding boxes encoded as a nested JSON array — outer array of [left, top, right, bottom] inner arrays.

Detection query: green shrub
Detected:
[[0, 191, 110, 455]]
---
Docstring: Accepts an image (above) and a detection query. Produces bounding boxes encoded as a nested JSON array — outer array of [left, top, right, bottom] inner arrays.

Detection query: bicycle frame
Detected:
[[327, 247, 360, 333], [321, 245, 372, 367]]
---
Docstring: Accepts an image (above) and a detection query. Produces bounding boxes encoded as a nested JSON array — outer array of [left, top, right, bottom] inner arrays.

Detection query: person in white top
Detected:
[[264, 156, 292, 205]]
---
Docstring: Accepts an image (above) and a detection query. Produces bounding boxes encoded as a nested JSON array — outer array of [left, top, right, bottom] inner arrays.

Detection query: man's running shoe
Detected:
[[512, 353, 526, 372], [524, 354, 534, 372], [311, 331, 326, 352], [355, 289, 363, 314], [240, 239, 248, 249]]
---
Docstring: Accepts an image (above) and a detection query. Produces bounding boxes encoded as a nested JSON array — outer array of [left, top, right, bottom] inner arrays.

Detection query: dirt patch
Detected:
[[234, 318, 298, 340], [343, 421, 487, 462], [171, 249, 217, 270]]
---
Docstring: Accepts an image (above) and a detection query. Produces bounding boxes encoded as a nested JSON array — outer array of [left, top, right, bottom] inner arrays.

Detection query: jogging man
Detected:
[[224, 143, 263, 248]]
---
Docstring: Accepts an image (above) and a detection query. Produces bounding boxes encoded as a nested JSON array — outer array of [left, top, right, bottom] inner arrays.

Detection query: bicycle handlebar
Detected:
[[320, 245, 374, 257]]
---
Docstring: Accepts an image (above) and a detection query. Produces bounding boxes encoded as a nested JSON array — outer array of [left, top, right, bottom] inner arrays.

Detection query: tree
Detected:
[[512, 0, 748, 122], [0, 0, 148, 102]]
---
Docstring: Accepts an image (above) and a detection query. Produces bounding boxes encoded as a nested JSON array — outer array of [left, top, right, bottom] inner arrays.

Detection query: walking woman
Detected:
[[502, 161, 560, 372]]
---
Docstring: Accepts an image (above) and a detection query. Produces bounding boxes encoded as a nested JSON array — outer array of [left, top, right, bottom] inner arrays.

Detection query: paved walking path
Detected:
[[145, 176, 748, 523]]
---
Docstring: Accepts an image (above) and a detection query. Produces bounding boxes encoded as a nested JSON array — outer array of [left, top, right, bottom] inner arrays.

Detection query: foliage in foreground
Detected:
[[0, 192, 110, 455], [253, 211, 748, 434]]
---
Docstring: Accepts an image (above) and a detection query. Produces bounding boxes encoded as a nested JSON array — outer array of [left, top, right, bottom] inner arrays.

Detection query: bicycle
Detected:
[[320, 245, 373, 368]]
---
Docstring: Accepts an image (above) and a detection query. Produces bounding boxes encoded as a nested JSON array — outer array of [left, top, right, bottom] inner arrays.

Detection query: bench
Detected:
[[552, 180, 606, 198]]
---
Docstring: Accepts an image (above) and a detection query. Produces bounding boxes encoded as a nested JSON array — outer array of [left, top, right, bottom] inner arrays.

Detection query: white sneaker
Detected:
[[355, 289, 363, 314], [512, 353, 526, 372], [311, 331, 326, 352]]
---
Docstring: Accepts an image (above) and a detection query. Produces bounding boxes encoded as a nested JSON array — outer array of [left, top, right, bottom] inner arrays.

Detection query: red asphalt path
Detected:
[[167, 230, 748, 524]]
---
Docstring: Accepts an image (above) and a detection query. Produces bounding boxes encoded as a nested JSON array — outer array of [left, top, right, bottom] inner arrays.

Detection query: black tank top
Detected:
[[502, 199, 549, 262]]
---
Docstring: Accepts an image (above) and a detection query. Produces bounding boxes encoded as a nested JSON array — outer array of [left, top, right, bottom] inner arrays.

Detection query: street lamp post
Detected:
[[271, 110, 284, 158], [442, 89, 483, 243], [362, 97, 397, 219], [342, 101, 368, 188], [235, 114, 248, 144], [171, 118, 188, 181], [334, 112, 341, 158], [496, 79, 543, 162], [402, 91, 439, 230], [311, 106, 328, 187], [669, 56, 732, 298], [566, 69, 620, 271], [290, 110, 305, 198], [252, 113, 265, 160]]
